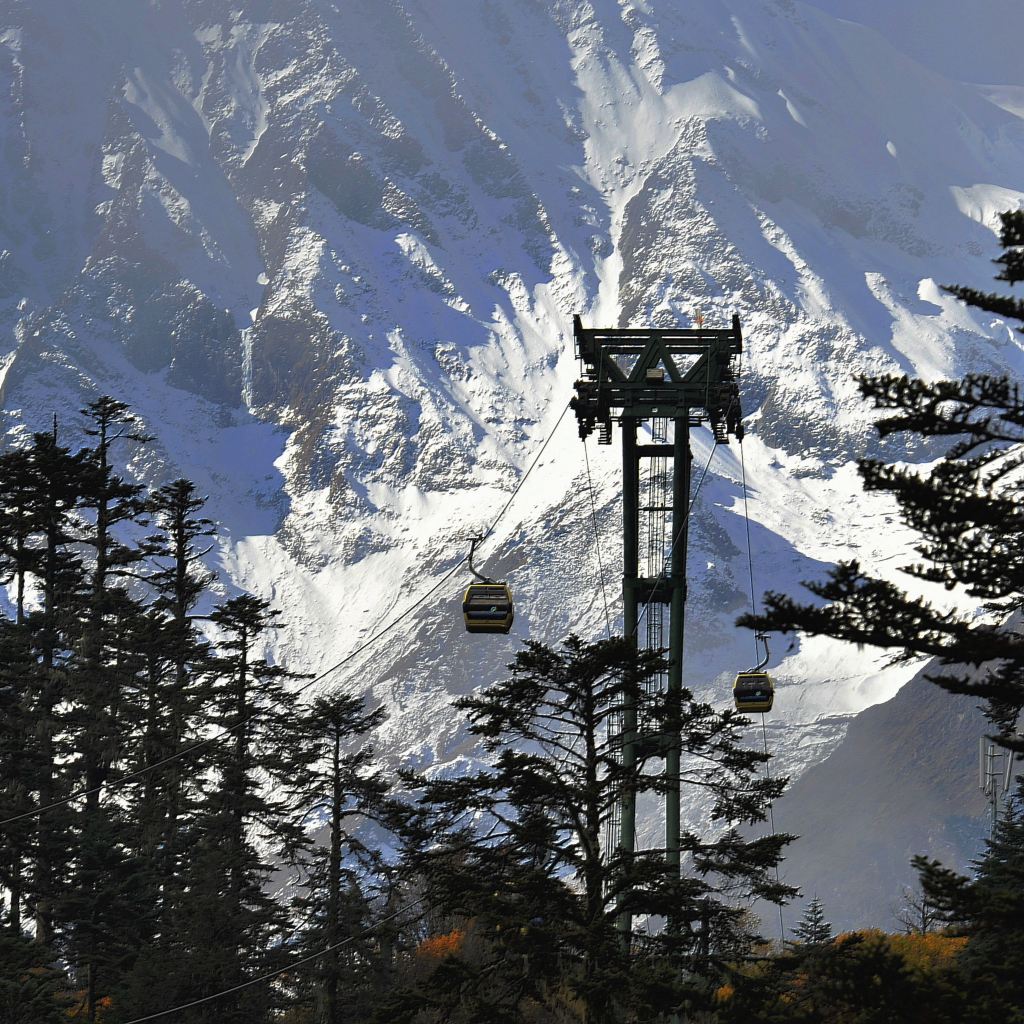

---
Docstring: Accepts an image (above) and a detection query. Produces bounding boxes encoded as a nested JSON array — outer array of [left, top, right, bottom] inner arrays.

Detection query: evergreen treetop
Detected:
[[743, 211, 1024, 751], [791, 895, 833, 947], [914, 776, 1024, 1020], [396, 634, 793, 1024]]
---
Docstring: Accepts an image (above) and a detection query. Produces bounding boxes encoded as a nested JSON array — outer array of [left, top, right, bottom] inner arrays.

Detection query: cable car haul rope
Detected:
[[738, 402, 786, 942], [9, 313, 789, 1017], [0, 401, 573, 829], [737, 432, 775, 715]]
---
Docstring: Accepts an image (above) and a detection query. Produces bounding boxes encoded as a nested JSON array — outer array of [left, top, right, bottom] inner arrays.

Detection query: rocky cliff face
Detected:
[[2, 1, 1023, 834]]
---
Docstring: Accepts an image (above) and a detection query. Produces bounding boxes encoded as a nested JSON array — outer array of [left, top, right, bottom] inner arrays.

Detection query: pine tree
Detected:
[[62, 398, 152, 1021], [0, 618, 35, 936], [0, 448, 44, 937], [170, 595, 307, 1024], [0, 447, 42, 628], [742, 213, 1024, 753], [21, 427, 90, 948], [0, 931, 72, 1023], [915, 777, 1024, 1019], [0, 447, 44, 934], [115, 479, 220, 1018], [791, 896, 832, 946], [135, 480, 217, 908], [285, 693, 389, 1024], [394, 635, 793, 1024]]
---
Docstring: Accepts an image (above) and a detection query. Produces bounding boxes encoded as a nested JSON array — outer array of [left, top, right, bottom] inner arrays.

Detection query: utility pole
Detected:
[[571, 314, 743, 941]]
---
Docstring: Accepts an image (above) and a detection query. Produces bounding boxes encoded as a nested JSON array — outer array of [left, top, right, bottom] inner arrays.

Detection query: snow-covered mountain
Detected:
[[769, 657, 991, 932], [3, 0, 1023, 847]]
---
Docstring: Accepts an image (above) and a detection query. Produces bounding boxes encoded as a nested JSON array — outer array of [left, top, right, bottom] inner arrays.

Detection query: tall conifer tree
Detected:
[[394, 635, 792, 1024], [171, 595, 305, 1024], [914, 777, 1024, 1020], [136, 480, 217, 903], [23, 428, 89, 948], [0, 447, 43, 934], [743, 211, 1024, 752], [63, 398, 151, 1020], [286, 693, 389, 1024]]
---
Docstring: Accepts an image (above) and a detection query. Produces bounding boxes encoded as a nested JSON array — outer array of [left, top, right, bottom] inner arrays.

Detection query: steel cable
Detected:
[[123, 894, 428, 1023], [0, 400, 573, 827], [740, 435, 787, 945]]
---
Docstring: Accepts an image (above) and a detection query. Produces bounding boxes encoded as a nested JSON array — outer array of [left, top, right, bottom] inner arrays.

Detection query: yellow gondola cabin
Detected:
[[462, 582, 514, 634], [733, 671, 774, 713]]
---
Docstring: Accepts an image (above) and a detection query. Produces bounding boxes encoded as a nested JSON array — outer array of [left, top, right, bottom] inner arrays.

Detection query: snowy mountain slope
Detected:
[[2, 0, 1023, 831], [769, 658, 992, 933]]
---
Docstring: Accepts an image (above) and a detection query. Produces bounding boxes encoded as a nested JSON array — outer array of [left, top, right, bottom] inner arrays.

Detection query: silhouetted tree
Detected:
[[743, 212, 1024, 753], [0, 931, 71, 1024], [916, 776, 1024, 1019], [133, 480, 217, 914], [63, 398, 151, 1022], [22, 428, 90, 947], [0, 447, 45, 930], [168, 595, 307, 1024], [395, 635, 792, 1024], [286, 692, 389, 1024]]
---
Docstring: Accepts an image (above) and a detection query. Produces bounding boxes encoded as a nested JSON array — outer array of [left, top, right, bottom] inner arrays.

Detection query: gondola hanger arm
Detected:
[[753, 631, 770, 672], [468, 536, 494, 584]]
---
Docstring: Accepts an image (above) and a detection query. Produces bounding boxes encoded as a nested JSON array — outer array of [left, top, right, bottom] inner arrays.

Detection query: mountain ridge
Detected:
[[1, 0, 1021, 841]]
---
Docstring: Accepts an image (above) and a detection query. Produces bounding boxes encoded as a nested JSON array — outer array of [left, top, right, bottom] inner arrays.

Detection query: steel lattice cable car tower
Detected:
[[571, 313, 744, 937]]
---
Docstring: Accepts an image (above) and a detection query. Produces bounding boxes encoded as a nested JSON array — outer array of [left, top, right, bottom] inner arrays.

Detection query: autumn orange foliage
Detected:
[[829, 929, 965, 971], [888, 931, 967, 972], [66, 993, 114, 1021], [415, 928, 466, 961]]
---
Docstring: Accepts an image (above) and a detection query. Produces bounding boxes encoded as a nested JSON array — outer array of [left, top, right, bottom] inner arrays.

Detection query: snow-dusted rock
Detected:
[[2, 0, 1023, 846]]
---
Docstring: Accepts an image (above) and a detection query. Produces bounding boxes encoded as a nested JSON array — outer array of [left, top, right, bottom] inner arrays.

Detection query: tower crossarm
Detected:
[[570, 313, 744, 442]]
